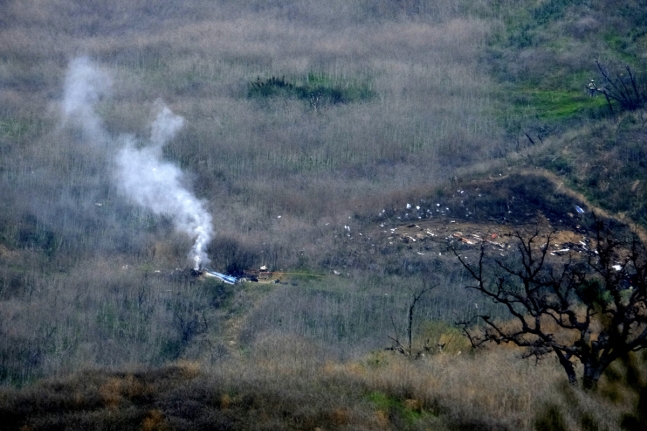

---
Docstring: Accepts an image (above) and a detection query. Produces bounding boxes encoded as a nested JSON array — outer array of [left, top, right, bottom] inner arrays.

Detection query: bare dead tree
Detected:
[[387, 283, 435, 357], [594, 60, 646, 113], [454, 221, 647, 390]]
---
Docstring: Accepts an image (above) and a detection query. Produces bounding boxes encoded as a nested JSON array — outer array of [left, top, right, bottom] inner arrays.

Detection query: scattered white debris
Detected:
[[612, 264, 623, 271]]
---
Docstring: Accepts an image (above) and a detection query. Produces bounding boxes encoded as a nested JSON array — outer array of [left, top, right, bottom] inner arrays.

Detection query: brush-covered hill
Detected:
[[1, 1, 647, 430]]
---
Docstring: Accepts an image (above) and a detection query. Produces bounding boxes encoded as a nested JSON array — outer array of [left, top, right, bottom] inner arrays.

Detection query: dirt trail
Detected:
[[514, 168, 647, 243]]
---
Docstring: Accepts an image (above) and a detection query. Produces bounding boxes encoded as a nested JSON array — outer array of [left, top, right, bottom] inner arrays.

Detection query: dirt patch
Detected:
[[352, 172, 634, 270]]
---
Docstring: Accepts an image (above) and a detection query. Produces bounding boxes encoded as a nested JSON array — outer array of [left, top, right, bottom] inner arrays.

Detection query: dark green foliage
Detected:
[[248, 73, 375, 107], [248, 76, 295, 98], [534, 404, 568, 431], [209, 236, 261, 278], [533, 0, 584, 23], [618, 353, 647, 431], [504, 0, 587, 49], [201, 278, 235, 309], [621, 388, 647, 431], [16, 214, 58, 257], [366, 390, 430, 426], [576, 279, 612, 308]]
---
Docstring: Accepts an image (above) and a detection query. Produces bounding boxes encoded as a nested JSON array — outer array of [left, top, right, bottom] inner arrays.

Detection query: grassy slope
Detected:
[[481, 0, 647, 230], [1, 0, 647, 429], [0, 0, 506, 382], [0, 350, 633, 431]]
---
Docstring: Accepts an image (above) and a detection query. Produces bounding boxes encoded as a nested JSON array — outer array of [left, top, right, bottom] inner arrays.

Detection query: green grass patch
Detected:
[[367, 390, 430, 425], [500, 87, 609, 127], [0, 116, 50, 143], [248, 72, 375, 106], [0, 118, 29, 140]]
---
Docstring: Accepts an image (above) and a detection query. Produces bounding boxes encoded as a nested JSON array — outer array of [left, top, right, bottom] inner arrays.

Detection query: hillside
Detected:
[[1, 0, 647, 430]]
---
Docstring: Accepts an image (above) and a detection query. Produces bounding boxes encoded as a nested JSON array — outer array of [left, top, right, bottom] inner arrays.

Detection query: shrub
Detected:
[[248, 72, 375, 108]]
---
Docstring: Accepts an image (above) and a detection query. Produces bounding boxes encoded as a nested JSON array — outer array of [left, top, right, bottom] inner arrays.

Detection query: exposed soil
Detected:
[[328, 170, 641, 275]]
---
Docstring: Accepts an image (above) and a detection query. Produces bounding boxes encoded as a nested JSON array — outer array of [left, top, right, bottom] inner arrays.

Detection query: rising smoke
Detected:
[[61, 57, 213, 269], [62, 56, 111, 143]]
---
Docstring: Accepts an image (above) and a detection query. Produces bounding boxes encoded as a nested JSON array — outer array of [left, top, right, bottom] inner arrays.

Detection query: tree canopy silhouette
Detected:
[[456, 220, 647, 390]]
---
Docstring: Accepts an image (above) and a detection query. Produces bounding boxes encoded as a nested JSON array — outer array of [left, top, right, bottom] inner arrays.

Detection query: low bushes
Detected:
[[248, 73, 375, 108]]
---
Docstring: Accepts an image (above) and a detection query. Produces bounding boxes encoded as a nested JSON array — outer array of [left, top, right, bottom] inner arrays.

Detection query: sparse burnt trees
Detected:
[[455, 222, 647, 390], [387, 283, 435, 357], [593, 60, 646, 113]]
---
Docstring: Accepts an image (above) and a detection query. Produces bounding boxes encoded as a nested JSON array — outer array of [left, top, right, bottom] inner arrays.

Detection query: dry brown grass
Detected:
[[0, 336, 637, 430], [2, 3, 643, 429], [1, 0, 506, 276]]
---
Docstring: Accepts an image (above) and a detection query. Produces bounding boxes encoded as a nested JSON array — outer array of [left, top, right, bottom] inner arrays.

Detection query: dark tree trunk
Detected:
[[408, 301, 414, 355], [582, 352, 616, 390], [555, 349, 578, 386], [582, 361, 602, 390]]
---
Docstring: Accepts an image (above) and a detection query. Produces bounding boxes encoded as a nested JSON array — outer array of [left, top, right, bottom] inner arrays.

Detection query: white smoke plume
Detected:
[[62, 56, 111, 143], [116, 105, 214, 269], [61, 57, 213, 269]]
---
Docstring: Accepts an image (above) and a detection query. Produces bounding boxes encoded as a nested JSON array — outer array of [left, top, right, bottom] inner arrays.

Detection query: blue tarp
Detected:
[[204, 270, 238, 284]]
